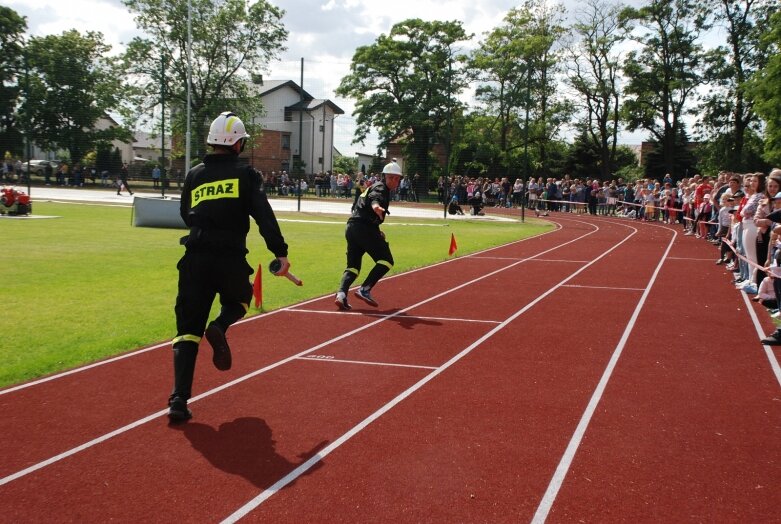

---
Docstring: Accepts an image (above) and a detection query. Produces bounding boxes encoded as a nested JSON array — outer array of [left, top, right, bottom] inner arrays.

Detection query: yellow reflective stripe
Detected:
[[346, 267, 360, 275], [377, 260, 393, 268], [360, 187, 371, 198], [191, 178, 240, 208], [173, 334, 201, 345], [241, 303, 249, 312], [225, 116, 238, 132]]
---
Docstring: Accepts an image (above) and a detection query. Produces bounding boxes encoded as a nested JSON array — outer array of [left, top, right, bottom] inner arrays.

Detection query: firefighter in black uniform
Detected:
[[335, 160, 403, 310], [168, 111, 291, 421]]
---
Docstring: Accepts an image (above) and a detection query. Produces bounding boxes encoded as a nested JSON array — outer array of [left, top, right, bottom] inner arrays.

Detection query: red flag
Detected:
[[253, 263, 263, 308], [448, 233, 458, 256]]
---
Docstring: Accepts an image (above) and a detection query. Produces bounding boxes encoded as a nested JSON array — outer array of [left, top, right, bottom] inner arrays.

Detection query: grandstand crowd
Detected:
[[444, 169, 781, 345]]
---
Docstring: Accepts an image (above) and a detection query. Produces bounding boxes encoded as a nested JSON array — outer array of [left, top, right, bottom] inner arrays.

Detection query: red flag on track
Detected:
[[253, 263, 263, 308], [449, 233, 458, 256]]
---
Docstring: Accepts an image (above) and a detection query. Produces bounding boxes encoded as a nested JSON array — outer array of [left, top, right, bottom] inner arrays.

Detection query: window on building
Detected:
[[284, 109, 292, 122], [281, 134, 290, 150], [318, 157, 323, 165]]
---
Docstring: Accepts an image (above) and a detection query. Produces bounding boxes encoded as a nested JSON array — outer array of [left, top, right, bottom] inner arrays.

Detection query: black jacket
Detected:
[[349, 181, 391, 227], [180, 153, 288, 257]]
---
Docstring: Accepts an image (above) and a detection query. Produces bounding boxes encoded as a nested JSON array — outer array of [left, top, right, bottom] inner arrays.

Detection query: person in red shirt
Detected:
[[694, 175, 713, 208]]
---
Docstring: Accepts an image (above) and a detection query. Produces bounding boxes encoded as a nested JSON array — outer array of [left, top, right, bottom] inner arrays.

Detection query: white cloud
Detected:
[[6, 0, 138, 55], [7, 0, 707, 153]]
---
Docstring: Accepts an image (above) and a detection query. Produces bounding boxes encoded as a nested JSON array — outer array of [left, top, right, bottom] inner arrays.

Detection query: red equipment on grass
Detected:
[[0, 187, 32, 215]]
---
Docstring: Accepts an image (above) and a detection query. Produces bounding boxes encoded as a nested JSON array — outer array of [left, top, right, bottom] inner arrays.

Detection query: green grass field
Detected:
[[1, 202, 550, 388]]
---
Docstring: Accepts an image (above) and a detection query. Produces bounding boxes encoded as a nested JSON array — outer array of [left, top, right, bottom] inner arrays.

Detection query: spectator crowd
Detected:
[[440, 169, 781, 345]]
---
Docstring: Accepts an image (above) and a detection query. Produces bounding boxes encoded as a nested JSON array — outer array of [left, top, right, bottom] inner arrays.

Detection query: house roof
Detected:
[[286, 98, 345, 115], [255, 79, 315, 101], [133, 130, 172, 149]]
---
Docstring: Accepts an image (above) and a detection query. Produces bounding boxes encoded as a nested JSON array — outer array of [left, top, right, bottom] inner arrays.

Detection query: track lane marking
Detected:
[[221, 219, 639, 522], [0, 222, 595, 486], [286, 309, 502, 324], [561, 284, 645, 291], [296, 356, 438, 370], [739, 291, 781, 388], [528, 259, 591, 263], [0, 224, 561, 396], [531, 225, 676, 523]]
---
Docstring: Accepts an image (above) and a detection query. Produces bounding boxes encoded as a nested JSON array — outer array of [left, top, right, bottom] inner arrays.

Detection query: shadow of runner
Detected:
[[377, 310, 443, 330], [175, 417, 328, 488]]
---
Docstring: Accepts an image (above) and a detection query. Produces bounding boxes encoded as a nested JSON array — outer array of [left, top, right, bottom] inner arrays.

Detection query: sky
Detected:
[[6, 0, 664, 155]]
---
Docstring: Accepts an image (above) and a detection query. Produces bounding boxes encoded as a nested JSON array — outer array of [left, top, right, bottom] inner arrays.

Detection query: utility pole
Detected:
[[184, 0, 192, 179], [298, 58, 304, 212], [522, 66, 532, 223], [161, 56, 166, 198], [24, 46, 31, 195]]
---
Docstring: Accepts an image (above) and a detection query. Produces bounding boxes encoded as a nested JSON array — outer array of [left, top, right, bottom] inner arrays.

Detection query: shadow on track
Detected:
[[173, 417, 328, 488]]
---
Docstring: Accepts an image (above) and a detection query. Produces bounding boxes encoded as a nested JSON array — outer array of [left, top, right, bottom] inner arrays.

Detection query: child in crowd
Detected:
[[716, 193, 736, 264]]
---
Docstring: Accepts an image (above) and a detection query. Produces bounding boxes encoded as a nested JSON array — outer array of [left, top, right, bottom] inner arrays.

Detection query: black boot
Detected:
[[168, 341, 198, 421]]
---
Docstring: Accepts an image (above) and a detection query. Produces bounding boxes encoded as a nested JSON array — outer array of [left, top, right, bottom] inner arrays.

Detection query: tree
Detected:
[[469, 7, 534, 177], [696, 0, 778, 171], [121, 0, 288, 160], [620, 0, 710, 179], [565, 0, 624, 180], [464, 1, 571, 182], [0, 7, 26, 157], [337, 19, 472, 185], [746, 9, 781, 164], [524, 1, 572, 179], [22, 30, 131, 164], [333, 155, 357, 174]]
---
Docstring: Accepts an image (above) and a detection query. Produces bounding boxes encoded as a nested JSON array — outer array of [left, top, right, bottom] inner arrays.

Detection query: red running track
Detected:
[[1, 215, 779, 523]]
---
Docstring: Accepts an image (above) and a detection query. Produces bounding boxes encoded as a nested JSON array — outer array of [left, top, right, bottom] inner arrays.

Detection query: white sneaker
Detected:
[[334, 291, 351, 311]]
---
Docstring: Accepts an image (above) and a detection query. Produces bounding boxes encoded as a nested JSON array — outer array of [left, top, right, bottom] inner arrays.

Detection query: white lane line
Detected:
[[296, 357, 438, 370], [287, 309, 501, 324], [0, 344, 165, 396], [0, 223, 595, 486], [739, 292, 781, 389], [667, 256, 715, 261], [0, 409, 168, 487], [470, 256, 527, 260], [0, 224, 560, 396], [528, 259, 591, 263], [561, 284, 645, 291], [531, 227, 676, 524], [221, 220, 639, 523]]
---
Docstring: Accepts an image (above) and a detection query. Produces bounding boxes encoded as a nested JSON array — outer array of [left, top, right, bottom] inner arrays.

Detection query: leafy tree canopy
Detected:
[[337, 18, 472, 180], [0, 6, 27, 156], [23, 30, 131, 164], [122, 0, 287, 159]]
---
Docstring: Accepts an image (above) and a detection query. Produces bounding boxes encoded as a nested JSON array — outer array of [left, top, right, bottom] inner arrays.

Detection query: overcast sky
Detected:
[[7, 0, 662, 155]]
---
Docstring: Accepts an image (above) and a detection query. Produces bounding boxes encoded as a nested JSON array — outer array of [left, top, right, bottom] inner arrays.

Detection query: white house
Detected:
[[250, 79, 344, 174]]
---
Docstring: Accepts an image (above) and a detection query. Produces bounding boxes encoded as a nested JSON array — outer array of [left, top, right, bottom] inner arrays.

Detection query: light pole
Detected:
[[184, 0, 192, 177]]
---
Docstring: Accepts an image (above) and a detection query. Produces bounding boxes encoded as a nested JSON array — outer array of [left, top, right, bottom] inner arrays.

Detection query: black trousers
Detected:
[[174, 250, 253, 340], [339, 221, 393, 292]]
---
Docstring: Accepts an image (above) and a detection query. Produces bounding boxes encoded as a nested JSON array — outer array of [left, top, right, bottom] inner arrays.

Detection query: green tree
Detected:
[[0, 7, 26, 157], [337, 19, 472, 186], [333, 155, 357, 174], [746, 9, 781, 164], [464, 1, 571, 181], [469, 7, 534, 177], [23, 30, 131, 164], [620, 0, 710, 179], [121, 0, 287, 161], [696, 0, 778, 171], [524, 1, 572, 179], [565, 0, 624, 180]]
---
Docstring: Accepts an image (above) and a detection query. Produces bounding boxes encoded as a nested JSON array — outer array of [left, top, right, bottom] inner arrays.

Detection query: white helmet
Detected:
[[207, 111, 249, 146], [382, 161, 402, 176]]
